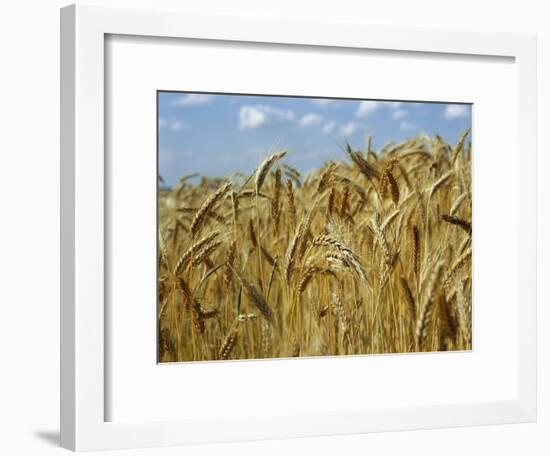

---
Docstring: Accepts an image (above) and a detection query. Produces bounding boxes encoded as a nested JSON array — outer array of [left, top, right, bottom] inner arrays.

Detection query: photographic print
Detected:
[[157, 92, 472, 363]]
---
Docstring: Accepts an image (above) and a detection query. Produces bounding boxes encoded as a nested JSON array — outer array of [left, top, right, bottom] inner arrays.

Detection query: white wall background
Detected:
[[0, 0, 547, 454]]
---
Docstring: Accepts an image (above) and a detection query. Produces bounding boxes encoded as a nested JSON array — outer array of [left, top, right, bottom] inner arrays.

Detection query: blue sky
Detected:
[[158, 92, 472, 186]]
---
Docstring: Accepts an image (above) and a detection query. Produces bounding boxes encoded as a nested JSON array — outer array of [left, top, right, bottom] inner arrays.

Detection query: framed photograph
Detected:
[[60, 4, 537, 451]]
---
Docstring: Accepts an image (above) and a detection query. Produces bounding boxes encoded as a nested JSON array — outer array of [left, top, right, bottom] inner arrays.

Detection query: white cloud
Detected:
[[299, 113, 323, 127], [310, 99, 333, 107], [159, 148, 173, 164], [239, 105, 294, 130], [392, 109, 408, 119], [444, 104, 469, 119], [168, 119, 187, 131], [158, 117, 189, 131], [340, 122, 359, 136], [322, 121, 337, 134], [356, 100, 407, 117], [355, 101, 380, 117], [239, 106, 266, 129], [399, 121, 417, 130], [387, 101, 403, 109], [159, 148, 192, 164], [171, 94, 214, 106]]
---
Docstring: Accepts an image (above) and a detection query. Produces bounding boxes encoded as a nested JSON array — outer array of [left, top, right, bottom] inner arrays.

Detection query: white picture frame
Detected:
[[60, 4, 537, 451]]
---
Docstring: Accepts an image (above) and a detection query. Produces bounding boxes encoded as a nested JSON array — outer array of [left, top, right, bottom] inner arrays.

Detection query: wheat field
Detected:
[[157, 131, 472, 362]]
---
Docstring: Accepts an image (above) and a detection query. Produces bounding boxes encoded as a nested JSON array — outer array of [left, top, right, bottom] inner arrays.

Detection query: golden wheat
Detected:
[[158, 132, 472, 362]]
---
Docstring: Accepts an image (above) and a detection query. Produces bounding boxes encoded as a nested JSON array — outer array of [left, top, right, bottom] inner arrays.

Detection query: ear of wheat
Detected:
[[255, 151, 287, 193], [190, 182, 232, 235]]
